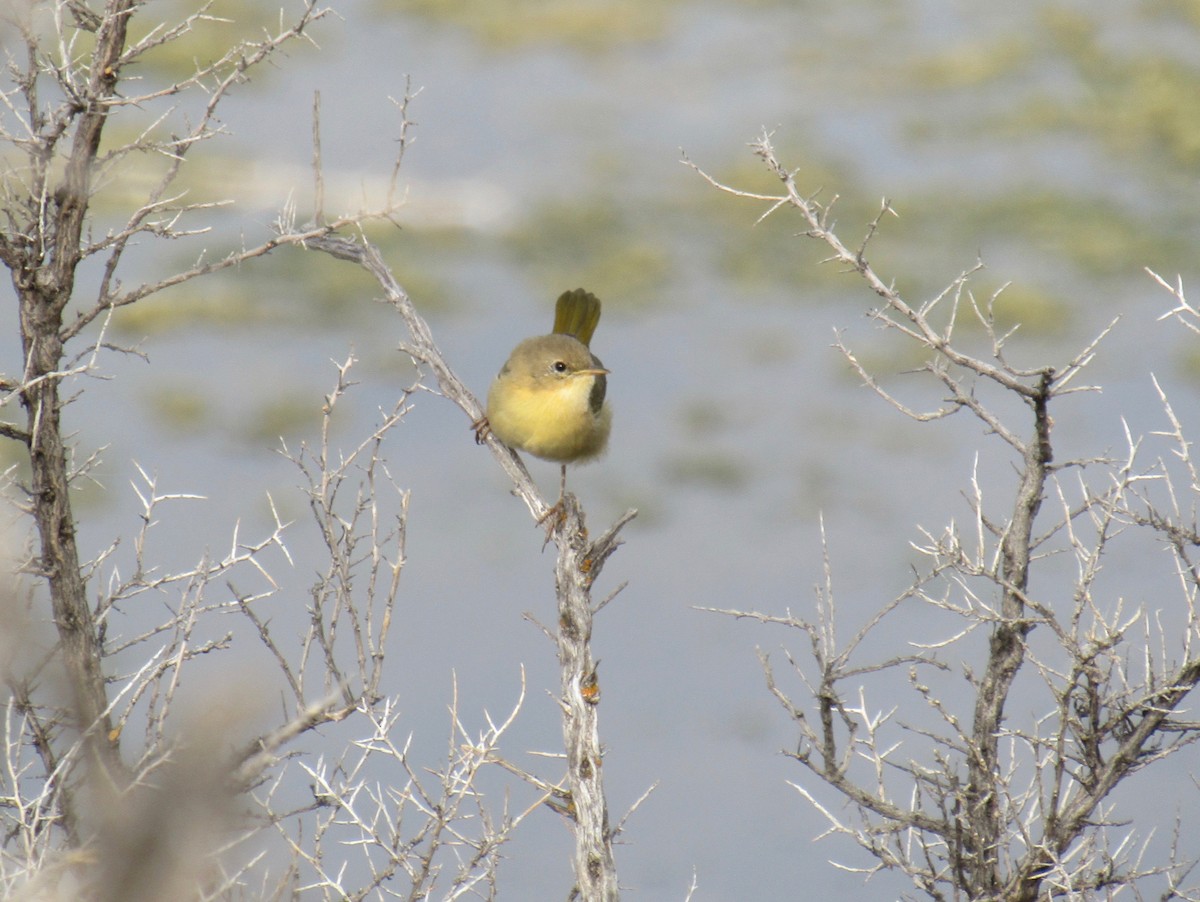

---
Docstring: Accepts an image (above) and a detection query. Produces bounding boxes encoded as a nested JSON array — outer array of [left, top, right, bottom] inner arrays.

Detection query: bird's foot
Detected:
[[471, 415, 492, 444], [538, 497, 567, 548]]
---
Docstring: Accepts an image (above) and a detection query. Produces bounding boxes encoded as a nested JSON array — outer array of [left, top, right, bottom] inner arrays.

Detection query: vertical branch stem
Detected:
[[18, 0, 141, 781], [965, 370, 1052, 894], [556, 495, 618, 901]]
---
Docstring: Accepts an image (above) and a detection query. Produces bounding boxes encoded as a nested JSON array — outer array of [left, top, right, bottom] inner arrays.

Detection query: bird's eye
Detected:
[[552, 360, 569, 374]]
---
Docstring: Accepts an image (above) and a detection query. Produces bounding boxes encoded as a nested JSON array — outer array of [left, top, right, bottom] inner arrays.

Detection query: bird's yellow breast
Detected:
[[487, 373, 611, 463]]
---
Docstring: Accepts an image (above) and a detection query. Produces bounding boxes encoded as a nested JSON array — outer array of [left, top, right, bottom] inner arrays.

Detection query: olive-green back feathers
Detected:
[[552, 288, 602, 347]]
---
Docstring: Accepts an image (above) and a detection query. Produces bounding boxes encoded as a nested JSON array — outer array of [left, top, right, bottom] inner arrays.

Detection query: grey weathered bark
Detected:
[[6, 0, 143, 786], [2, 0, 340, 858], [964, 370, 1052, 895], [555, 494, 629, 902]]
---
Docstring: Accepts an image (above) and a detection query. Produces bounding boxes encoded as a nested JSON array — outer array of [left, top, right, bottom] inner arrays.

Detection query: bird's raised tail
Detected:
[[552, 288, 602, 347]]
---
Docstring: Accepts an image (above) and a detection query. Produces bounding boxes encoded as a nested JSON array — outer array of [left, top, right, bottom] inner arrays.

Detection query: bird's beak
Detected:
[[575, 367, 610, 377]]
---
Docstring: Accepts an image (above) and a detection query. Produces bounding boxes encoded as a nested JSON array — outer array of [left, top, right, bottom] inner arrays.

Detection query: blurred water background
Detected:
[[6, 0, 1200, 898]]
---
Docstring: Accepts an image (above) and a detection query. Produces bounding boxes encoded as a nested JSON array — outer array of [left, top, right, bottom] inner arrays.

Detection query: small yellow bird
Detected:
[[476, 288, 612, 498]]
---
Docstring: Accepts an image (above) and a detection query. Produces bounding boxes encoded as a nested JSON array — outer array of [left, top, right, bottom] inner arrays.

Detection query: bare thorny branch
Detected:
[[294, 91, 639, 896], [0, 2, 640, 898], [296, 227, 638, 900], [0, 3, 523, 900], [687, 131, 1200, 900], [257, 675, 532, 902]]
